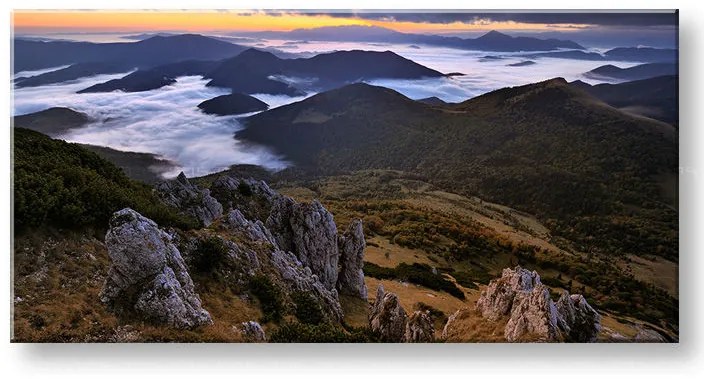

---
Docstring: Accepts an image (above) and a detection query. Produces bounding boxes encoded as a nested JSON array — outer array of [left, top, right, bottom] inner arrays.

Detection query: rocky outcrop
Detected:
[[556, 292, 601, 342], [238, 321, 266, 342], [634, 327, 668, 342], [369, 285, 408, 342], [441, 310, 462, 340], [155, 172, 223, 226], [288, 200, 339, 290], [404, 311, 435, 342], [476, 266, 541, 321], [265, 194, 297, 253], [225, 209, 278, 246], [476, 266, 601, 342], [336, 219, 368, 300], [504, 282, 561, 342], [100, 208, 212, 329]]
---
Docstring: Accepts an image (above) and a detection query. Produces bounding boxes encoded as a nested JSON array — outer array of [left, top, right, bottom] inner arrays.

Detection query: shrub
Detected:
[[248, 275, 283, 323], [237, 181, 253, 196], [192, 237, 228, 273], [363, 262, 465, 300], [13, 128, 197, 232], [269, 322, 376, 343], [291, 291, 324, 325]]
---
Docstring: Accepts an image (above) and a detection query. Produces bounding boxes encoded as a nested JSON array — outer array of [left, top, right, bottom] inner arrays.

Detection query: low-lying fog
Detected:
[[12, 38, 645, 179]]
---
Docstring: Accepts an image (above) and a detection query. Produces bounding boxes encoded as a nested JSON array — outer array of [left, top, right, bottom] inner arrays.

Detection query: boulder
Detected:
[[404, 311, 435, 342], [476, 266, 601, 342], [556, 292, 601, 342], [239, 321, 266, 342], [289, 200, 339, 290], [476, 266, 541, 321], [634, 327, 668, 342], [155, 172, 223, 226], [336, 219, 368, 300], [100, 208, 212, 329], [369, 285, 408, 342]]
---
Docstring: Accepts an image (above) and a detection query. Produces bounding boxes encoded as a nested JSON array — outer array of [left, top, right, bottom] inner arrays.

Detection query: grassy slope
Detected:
[[239, 80, 678, 263]]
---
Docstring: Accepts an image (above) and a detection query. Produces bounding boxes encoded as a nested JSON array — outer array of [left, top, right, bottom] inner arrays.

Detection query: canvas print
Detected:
[[11, 10, 678, 343]]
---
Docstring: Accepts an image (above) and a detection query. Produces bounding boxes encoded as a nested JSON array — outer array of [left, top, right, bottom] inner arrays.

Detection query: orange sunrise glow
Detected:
[[12, 10, 592, 34]]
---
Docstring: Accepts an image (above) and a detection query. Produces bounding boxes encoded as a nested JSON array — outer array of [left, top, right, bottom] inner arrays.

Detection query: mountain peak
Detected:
[[478, 30, 511, 39]]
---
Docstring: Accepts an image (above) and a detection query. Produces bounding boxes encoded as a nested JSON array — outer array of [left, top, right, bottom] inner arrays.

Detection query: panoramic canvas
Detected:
[[11, 10, 678, 343]]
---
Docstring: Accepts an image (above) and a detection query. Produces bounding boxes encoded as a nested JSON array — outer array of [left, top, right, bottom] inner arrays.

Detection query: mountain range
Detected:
[[235, 26, 585, 52], [238, 80, 677, 262]]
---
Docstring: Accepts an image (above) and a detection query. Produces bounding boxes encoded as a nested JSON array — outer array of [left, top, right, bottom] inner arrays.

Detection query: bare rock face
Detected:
[[100, 208, 212, 329], [265, 194, 297, 253], [441, 310, 462, 340], [504, 283, 561, 342], [404, 311, 435, 342], [336, 219, 368, 300], [634, 327, 668, 342], [477, 266, 601, 342], [476, 266, 541, 321], [225, 209, 278, 246], [369, 285, 408, 342], [155, 172, 223, 226], [239, 321, 266, 342], [289, 200, 339, 290], [556, 292, 601, 342]]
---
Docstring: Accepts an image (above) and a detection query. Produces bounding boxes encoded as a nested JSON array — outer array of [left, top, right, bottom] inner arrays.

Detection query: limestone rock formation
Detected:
[[556, 292, 602, 342], [336, 219, 368, 300], [477, 266, 601, 342], [289, 200, 339, 290], [155, 172, 223, 226], [404, 311, 435, 342], [239, 321, 266, 342], [476, 266, 542, 321], [634, 327, 668, 342], [369, 285, 408, 342], [100, 208, 212, 329], [225, 209, 278, 246], [441, 310, 462, 340], [265, 194, 297, 253], [504, 282, 561, 342]]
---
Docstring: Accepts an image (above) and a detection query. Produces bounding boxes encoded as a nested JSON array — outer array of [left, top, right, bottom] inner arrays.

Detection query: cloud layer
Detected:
[[13, 75, 294, 178]]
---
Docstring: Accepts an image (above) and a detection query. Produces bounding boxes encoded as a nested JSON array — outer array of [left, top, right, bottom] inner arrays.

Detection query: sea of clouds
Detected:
[[12, 39, 643, 179]]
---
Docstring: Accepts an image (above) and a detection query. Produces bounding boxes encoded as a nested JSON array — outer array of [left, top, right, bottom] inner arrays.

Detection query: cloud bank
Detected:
[[13, 75, 293, 178]]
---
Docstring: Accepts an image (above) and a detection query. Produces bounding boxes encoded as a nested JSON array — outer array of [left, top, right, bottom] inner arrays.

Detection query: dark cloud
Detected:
[[264, 11, 678, 27]]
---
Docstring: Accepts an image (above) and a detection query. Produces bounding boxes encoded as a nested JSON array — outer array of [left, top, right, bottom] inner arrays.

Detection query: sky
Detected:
[[13, 10, 678, 35]]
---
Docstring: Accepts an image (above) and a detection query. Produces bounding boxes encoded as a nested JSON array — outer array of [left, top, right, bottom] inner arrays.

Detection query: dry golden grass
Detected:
[[340, 295, 371, 328], [441, 308, 507, 342], [364, 236, 447, 268], [616, 254, 678, 297]]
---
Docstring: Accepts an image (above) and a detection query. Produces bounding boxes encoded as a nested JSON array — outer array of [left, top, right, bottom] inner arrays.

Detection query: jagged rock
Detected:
[[477, 266, 601, 342], [337, 219, 368, 300], [476, 266, 541, 321], [369, 285, 408, 342], [441, 310, 462, 340], [289, 200, 339, 290], [265, 194, 297, 253], [225, 209, 278, 246], [239, 321, 266, 342], [268, 248, 343, 322], [556, 292, 601, 342], [155, 172, 223, 226], [634, 327, 668, 342], [219, 207, 343, 322], [404, 311, 435, 342], [100, 208, 212, 329], [504, 282, 561, 342]]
